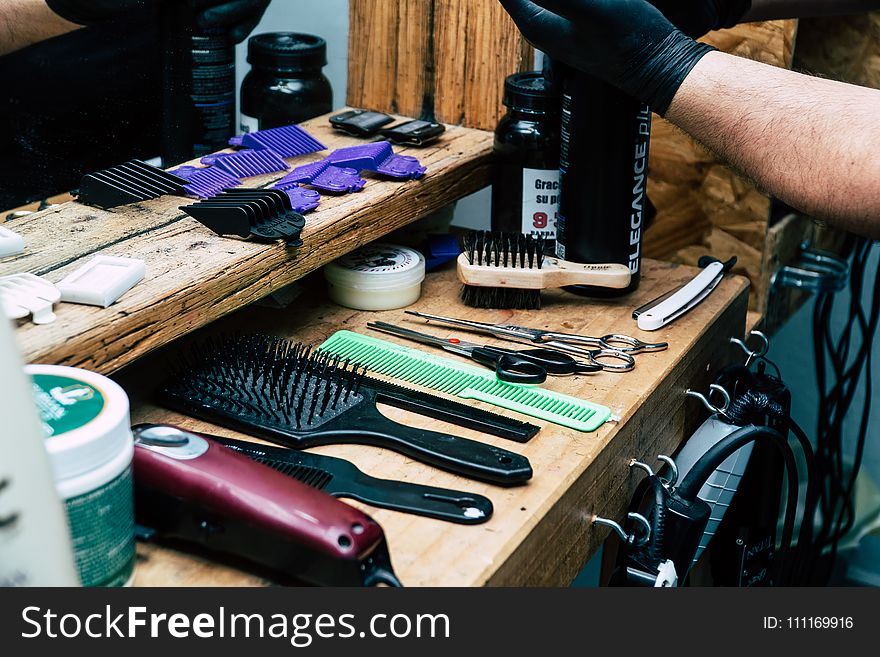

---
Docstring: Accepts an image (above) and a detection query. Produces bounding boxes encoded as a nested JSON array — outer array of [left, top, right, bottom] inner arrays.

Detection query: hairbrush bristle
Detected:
[[163, 334, 367, 430], [460, 285, 542, 310], [461, 230, 545, 269], [459, 230, 546, 309]]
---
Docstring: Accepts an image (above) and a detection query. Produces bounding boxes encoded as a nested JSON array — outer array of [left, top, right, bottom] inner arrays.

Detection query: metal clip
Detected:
[[772, 242, 849, 293], [593, 512, 651, 547]]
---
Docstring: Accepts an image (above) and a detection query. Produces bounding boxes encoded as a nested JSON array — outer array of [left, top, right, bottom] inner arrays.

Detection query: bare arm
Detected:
[[744, 0, 880, 21], [0, 0, 79, 56], [666, 51, 880, 238]]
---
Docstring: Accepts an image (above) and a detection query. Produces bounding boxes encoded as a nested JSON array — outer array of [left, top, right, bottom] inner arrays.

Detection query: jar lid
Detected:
[[503, 71, 560, 113], [324, 244, 426, 291], [247, 32, 327, 72], [26, 365, 132, 483]]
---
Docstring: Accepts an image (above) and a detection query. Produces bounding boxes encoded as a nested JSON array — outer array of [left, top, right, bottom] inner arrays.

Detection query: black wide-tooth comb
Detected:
[[159, 335, 532, 485], [212, 434, 494, 524]]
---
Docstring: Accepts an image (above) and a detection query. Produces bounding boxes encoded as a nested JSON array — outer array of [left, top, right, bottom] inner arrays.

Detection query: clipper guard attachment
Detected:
[[201, 149, 290, 178], [170, 165, 242, 199], [273, 142, 425, 195], [229, 124, 326, 158], [180, 188, 306, 246], [77, 159, 188, 209]]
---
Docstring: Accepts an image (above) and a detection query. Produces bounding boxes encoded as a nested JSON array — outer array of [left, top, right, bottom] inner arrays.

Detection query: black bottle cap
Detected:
[[247, 32, 327, 72], [503, 71, 559, 113]]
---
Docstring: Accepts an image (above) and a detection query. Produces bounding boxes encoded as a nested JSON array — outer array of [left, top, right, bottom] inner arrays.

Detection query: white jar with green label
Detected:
[[26, 364, 136, 587]]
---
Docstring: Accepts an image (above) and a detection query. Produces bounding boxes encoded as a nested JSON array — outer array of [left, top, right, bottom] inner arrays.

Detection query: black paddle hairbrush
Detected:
[[458, 230, 631, 309], [159, 334, 532, 486]]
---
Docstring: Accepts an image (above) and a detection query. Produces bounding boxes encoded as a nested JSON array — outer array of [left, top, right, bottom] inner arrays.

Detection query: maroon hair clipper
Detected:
[[132, 424, 401, 587]]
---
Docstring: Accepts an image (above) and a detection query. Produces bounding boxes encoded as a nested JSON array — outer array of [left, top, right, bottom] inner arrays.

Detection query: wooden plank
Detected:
[[121, 259, 749, 587], [2, 112, 494, 373], [646, 20, 798, 317], [347, 0, 433, 118], [432, 0, 533, 129]]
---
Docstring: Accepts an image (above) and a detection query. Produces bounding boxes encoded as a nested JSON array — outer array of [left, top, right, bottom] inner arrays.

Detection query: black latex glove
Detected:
[[45, 0, 270, 43], [650, 0, 752, 38], [499, 0, 716, 115]]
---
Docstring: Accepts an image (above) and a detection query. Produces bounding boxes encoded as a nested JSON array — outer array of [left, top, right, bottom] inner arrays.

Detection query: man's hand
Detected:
[[498, 0, 715, 114], [650, 0, 752, 37], [45, 0, 270, 43]]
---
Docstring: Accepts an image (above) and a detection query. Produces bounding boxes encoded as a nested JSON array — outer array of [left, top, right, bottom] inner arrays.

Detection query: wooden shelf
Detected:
[[121, 260, 749, 587], [1, 111, 493, 373]]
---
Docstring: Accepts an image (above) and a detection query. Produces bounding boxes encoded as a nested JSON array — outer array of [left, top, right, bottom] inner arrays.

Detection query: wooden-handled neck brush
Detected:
[[458, 231, 632, 309]]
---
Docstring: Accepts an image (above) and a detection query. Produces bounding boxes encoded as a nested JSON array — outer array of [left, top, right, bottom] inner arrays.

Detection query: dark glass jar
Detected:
[[240, 32, 333, 132], [490, 71, 561, 245]]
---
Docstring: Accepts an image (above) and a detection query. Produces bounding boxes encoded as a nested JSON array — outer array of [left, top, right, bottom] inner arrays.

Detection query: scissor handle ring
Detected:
[[589, 349, 636, 372]]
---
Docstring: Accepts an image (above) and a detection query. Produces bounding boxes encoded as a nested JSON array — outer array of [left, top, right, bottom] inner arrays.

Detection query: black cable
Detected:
[[808, 238, 878, 583]]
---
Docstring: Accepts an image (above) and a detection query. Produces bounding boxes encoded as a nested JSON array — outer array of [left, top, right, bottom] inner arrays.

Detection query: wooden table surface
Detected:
[[121, 260, 749, 587], [1, 111, 492, 375]]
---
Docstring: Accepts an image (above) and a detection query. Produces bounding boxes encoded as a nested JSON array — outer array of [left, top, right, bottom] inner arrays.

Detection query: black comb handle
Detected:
[[211, 435, 494, 524], [316, 391, 533, 486]]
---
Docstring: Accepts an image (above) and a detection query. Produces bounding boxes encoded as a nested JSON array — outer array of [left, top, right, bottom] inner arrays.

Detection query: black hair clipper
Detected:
[[132, 424, 402, 587]]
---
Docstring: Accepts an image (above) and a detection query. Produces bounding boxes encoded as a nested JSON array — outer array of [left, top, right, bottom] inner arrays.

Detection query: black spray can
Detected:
[[161, 2, 237, 165], [555, 67, 651, 296]]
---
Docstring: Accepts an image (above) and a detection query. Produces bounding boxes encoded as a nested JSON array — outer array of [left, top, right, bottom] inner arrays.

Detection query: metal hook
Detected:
[[629, 459, 654, 477], [592, 512, 651, 547], [656, 455, 678, 488], [730, 330, 770, 367], [686, 383, 731, 417]]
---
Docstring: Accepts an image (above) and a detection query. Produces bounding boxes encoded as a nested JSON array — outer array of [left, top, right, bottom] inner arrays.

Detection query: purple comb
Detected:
[[325, 142, 394, 170], [374, 154, 427, 180], [311, 167, 367, 194], [228, 125, 326, 158], [201, 150, 290, 178], [170, 165, 242, 198], [282, 185, 321, 213], [274, 160, 332, 189]]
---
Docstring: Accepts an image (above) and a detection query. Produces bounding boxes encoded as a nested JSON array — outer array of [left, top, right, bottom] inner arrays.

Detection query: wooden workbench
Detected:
[[0, 111, 492, 373], [121, 261, 749, 587]]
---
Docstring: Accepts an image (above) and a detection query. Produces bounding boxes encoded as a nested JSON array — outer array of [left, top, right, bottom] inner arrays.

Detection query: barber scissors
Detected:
[[367, 321, 606, 384], [404, 311, 667, 371]]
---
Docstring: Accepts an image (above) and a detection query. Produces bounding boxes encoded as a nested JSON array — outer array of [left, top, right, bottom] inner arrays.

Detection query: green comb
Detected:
[[318, 330, 611, 432]]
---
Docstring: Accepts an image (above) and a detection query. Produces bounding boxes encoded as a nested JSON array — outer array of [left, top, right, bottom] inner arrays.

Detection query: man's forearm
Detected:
[[0, 0, 79, 56], [744, 0, 880, 21], [666, 51, 880, 238]]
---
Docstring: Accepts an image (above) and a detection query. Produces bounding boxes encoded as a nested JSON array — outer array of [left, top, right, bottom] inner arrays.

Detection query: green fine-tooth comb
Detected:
[[318, 331, 611, 432]]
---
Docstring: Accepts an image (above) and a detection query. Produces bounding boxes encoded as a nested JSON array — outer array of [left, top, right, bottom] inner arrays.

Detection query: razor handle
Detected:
[[132, 424, 401, 587]]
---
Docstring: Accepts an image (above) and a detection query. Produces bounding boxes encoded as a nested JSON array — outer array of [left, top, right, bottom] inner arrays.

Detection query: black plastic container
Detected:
[[240, 32, 333, 132], [555, 67, 652, 296], [490, 71, 561, 244]]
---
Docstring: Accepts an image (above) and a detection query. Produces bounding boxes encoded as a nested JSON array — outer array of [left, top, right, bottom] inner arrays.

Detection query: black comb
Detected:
[[180, 188, 306, 246], [212, 435, 494, 524], [77, 159, 188, 209], [159, 335, 532, 486], [460, 230, 546, 310]]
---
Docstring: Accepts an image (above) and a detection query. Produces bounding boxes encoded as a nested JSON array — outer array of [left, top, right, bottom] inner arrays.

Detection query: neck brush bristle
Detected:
[[460, 230, 545, 269], [164, 334, 367, 430]]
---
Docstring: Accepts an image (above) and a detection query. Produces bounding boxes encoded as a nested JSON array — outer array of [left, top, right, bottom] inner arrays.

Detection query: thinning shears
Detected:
[[367, 321, 605, 384], [405, 311, 668, 371]]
